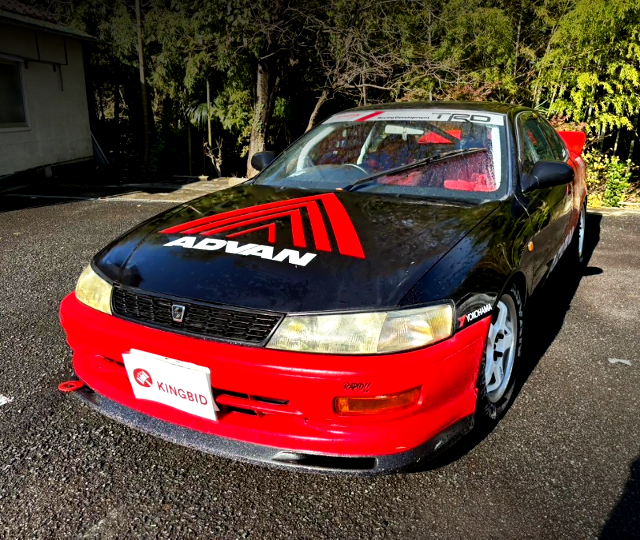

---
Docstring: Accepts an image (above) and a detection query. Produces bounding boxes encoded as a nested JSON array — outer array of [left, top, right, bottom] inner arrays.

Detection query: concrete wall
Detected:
[[0, 23, 93, 177]]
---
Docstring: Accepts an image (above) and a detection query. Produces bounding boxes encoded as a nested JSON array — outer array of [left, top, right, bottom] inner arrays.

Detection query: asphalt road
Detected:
[[0, 190, 638, 539]]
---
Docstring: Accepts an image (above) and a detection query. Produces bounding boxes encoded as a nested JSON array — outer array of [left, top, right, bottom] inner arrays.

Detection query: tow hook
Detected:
[[58, 380, 84, 393]]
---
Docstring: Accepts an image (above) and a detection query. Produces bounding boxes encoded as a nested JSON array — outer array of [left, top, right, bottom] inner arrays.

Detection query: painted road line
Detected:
[[0, 394, 13, 406], [608, 358, 632, 366], [4, 194, 178, 204]]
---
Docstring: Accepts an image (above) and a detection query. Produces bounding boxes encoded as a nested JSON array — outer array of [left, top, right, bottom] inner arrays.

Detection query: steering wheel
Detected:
[[343, 163, 368, 175]]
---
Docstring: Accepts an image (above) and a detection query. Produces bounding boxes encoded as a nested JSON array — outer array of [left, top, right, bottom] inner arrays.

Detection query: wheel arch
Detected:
[[497, 271, 528, 309]]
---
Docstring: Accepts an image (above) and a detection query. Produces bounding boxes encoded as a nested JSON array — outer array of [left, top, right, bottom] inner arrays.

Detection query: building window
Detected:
[[0, 60, 28, 128]]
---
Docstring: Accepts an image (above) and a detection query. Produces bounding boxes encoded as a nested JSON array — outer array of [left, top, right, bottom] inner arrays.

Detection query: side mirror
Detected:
[[557, 131, 586, 158], [251, 151, 276, 172], [522, 161, 574, 193]]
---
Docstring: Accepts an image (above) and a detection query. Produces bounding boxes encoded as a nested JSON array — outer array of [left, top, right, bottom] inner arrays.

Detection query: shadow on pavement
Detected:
[[0, 165, 210, 213], [517, 212, 602, 391], [424, 212, 603, 470], [601, 454, 640, 539]]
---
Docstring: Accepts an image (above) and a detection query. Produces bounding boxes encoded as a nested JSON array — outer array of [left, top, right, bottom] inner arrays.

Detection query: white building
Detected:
[[0, 0, 95, 178]]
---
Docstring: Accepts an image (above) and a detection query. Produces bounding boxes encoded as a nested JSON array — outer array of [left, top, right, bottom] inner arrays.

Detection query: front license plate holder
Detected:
[[122, 349, 218, 421]]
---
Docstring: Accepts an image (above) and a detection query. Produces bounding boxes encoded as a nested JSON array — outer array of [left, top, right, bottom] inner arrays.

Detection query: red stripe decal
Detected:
[[320, 194, 365, 258], [182, 205, 301, 236], [226, 223, 276, 243], [302, 201, 331, 252], [355, 111, 384, 122], [200, 209, 307, 249], [160, 194, 324, 235], [289, 208, 306, 248], [160, 192, 365, 259]]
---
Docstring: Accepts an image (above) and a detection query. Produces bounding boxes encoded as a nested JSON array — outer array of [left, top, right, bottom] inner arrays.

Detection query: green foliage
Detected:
[[37, 0, 640, 179], [437, 0, 515, 92], [603, 157, 633, 207], [583, 150, 633, 207], [539, 0, 640, 135], [149, 127, 186, 172]]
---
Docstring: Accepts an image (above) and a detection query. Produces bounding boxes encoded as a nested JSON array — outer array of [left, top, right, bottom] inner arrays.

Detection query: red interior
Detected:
[[418, 130, 462, 145], [443, 177, 495, 192], [378, 150, 497, 192]]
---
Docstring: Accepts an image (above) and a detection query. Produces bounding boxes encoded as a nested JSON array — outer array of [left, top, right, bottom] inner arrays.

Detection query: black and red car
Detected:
[[60, 102, 587, 474]]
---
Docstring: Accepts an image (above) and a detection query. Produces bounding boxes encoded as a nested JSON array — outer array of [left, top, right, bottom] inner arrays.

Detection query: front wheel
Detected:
[[476, 284, 524, 422]]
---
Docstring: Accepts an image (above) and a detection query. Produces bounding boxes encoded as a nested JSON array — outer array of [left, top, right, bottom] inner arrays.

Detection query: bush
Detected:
[[583, 151, 633, 207]]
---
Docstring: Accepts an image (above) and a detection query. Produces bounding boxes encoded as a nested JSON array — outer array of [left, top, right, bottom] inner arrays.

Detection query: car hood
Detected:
[[94, 185, 500, 312]]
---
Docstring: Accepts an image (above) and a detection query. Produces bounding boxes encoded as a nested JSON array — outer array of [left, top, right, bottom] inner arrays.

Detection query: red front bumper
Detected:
[[60, 293, 490, 465]]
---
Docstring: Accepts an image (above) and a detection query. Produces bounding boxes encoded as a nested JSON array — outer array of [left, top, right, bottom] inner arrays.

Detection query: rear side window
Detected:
[[536, 119, 567, 161], [517, 113, 555, 173]]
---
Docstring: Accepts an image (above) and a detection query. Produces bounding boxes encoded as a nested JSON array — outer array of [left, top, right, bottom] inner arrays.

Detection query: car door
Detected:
[[516, 112, 573, 284], [536, 117, 582, 236]]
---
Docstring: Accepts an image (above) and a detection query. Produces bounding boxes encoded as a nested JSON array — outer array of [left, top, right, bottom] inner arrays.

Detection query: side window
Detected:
[[536, 119, 567, 161], [308, 124, 370, 166], [0, 60, 28, 128], [517, 113, 554, 173]]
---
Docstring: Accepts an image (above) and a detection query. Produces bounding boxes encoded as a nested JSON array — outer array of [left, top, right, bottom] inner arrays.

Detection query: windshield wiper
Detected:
[[343, 148, 487, 192]]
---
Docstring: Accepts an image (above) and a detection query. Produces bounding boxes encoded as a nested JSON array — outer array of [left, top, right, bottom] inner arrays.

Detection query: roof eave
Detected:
[[0, 10, 98, 42]]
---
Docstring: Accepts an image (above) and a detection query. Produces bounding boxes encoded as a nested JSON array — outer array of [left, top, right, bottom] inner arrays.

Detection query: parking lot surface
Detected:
[[0, 185, 638, 539]]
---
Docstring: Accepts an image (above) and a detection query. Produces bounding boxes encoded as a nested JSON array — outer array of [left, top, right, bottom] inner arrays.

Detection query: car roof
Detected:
[[341, 101, 524, 115]]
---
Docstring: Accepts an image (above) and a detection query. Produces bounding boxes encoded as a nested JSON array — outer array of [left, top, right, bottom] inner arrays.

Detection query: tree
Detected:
[[299, 0, 407, 131], [429, 0, 514, 101], [205, 0, 314, 176], [134, 0, 150, 168], [538, 0, 640, 143], [31, 0, 640, 178]]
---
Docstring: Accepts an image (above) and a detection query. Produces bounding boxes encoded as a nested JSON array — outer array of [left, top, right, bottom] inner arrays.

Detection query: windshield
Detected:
[[253, 109, 509, 201]]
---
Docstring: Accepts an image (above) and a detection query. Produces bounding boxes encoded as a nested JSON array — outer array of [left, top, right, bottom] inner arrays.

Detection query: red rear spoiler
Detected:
[[557, 131, 586, 158]]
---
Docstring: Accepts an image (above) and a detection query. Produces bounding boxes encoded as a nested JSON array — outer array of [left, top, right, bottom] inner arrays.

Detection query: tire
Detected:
[[476, 284, 524, 423], [568, 200, 587, 266]]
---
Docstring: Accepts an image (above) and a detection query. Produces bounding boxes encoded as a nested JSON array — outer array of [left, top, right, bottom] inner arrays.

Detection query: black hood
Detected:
[[94, 186, 499, 312]]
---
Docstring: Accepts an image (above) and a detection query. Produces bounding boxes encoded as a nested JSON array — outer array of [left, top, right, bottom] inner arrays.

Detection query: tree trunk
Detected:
[[97, 84, 105, 121], [361, 73, 367, 105], [628, 115, 639, 161], [247, 60, 272, 178], [213, 138, 223, 178], [82, 48, 98, 134], [206, 80, 212, 147], [114, 78, 120, 165], [613, 128, 621, 154], [548, 86, 558, 111], [513, 11, 522, 81], [532, 81, 540, 108], [135, 0, 150, 170], [306, 89, 329, 132], [187, 123, 192, 176]]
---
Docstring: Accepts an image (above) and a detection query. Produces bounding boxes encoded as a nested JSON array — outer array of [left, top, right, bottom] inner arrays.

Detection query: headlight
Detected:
[[75, 265, 112, 314], [266, 304, 453, 355]]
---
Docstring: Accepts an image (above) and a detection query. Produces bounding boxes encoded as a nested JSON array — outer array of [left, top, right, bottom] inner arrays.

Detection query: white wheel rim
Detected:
[[578, 205, 586, 259], [485, 297, 517, 403]]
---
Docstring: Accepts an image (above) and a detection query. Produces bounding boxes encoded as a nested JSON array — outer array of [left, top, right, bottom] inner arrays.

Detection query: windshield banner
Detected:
[[325, 109, 505, 126]]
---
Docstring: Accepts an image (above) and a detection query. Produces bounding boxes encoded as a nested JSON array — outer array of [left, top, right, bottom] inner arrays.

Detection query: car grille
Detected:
[[112, 287, 283, 345], [213, 388, 297, 418]]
